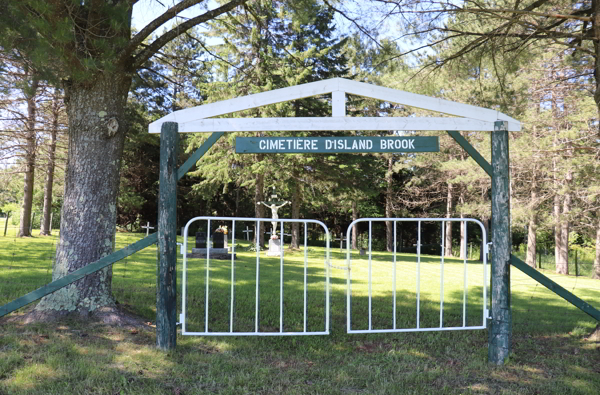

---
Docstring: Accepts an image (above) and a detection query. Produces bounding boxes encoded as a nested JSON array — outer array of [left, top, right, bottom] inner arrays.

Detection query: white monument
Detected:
[[257, 188, 290, 256]]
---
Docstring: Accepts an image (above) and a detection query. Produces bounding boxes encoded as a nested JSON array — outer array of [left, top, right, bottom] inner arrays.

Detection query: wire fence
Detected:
[[512, 246, 596, 278]]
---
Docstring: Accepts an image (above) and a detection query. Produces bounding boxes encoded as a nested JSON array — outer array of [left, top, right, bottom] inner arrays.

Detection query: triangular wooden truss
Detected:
[[149, 77, 520, 133]]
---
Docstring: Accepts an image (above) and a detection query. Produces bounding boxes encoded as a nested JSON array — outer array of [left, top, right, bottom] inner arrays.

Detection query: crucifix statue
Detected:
[[257, 187, 290, 238]]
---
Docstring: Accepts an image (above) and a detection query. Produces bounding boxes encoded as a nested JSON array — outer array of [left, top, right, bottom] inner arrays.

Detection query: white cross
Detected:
[[242, 226, 253, 241], [142, 221, 154, 236]]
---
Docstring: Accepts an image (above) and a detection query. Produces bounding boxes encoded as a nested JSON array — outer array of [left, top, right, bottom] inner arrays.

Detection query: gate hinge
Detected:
[[485, 242, 492, 256], [176, 313, 184, 326], [177, 242, 184, 256], [484, 308, 491, 320]]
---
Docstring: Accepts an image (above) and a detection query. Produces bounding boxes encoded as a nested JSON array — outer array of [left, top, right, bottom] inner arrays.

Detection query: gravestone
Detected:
[[213, 232, 224, 248], [195, 232, 207, 248]]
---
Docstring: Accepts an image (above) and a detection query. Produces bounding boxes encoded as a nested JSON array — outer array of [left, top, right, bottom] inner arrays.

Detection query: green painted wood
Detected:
[[510, 255, 600, 321], [447, 131, 492, 176], [177, 132, 225, 180], [489, 121, 512, 365], [236, 136, 439, 154], [157, 122, 179, 351], [0, 233, 158, 317]]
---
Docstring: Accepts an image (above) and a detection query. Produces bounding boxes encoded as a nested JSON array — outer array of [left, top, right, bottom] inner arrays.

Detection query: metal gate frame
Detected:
[[180, 216, 330, 336], [345, 218, 488, 334]]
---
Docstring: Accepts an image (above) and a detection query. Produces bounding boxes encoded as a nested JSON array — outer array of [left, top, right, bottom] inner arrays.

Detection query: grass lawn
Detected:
[[1, 231, 599, 394]]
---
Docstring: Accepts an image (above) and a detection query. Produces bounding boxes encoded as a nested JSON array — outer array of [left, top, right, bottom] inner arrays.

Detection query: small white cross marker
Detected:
[[142, 221, 155, 236]]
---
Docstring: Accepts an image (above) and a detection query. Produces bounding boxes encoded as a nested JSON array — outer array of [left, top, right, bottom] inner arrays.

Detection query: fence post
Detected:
[[575, 250, 578, 277], [489, 121, 512, 365], [157, 122, 179, 351]]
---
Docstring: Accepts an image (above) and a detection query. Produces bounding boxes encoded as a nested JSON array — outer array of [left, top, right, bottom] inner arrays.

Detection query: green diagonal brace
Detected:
[[0, 233, 158, 317], [511, 255, 600, 321], [177, 132, 225, 180], [447, 131, 492, 176]]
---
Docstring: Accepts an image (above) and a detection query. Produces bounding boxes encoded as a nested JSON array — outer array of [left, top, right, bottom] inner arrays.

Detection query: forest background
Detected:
[[1, 0, 599, 285]]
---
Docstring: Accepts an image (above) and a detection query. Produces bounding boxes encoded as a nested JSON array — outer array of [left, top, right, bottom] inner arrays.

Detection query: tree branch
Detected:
[[129, 0, 248, 69]]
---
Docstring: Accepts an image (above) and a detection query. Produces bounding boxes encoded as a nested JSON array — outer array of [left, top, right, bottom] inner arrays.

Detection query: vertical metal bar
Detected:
[[303, 223, 307, 333], [230, 220, 235, 333], [346, 225, 352, 333], [440, 221, 445, 328], [368, 221, 372, 331], [182, 224, 188, 334], [417, 221, 421, 329], [206, 219, 210, 333], [393, 220, 397, 330], [255, 220, 260, 333], [280, 220, 284, 333], [463, 221, 467, 327], [325, 225, 330, 333]]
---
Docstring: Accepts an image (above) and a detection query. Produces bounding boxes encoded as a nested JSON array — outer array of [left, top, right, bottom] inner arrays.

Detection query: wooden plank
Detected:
[[235, 136, 439, 153], [338, 78, 521, 127], [0, 233, 158, 317], [157, 122, 178, 351], [447, 131, 492, 176], [177, 132, 225, 180], [159, 117, 506, 134], [148, 78, 521, 133], [510, 255, 600, 321], [489, 120, 512, 365], [332, 91, 345, 117]]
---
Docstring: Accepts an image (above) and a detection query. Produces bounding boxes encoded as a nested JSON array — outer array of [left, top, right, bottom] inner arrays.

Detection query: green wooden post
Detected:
[[157, 122, 179, 351], [489, 121, 512, 365]]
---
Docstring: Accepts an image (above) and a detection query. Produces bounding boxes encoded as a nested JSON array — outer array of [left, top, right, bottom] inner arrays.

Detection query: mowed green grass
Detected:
[[1, 232, 599, 395]]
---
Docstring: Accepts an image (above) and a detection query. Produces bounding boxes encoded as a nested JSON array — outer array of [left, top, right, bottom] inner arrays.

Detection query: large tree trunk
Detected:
[[445, 183, 453, 257], [526, 179, 538, 268], [40, 91, 60, 236], [351, 200, 358, 250], [18, 78, 39, 237], [35, 73, 131, 316], [556, 170, 572, 274], [385, 155, 394, 252], [594, 214, 600, 280]]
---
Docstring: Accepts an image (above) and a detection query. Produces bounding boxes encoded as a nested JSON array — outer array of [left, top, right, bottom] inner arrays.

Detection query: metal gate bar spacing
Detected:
[[181, 217, 330, 336], [345, 218, 488, 334]]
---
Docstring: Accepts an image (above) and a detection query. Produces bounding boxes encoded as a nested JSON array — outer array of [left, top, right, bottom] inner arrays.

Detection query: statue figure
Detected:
[[257, 200, 290, 237]]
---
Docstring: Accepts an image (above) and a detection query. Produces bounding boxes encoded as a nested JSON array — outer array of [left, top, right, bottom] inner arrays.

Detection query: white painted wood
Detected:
[[151, 117, 513, 133], [149, 77, 521, 134], [332, 91, 345, 117]]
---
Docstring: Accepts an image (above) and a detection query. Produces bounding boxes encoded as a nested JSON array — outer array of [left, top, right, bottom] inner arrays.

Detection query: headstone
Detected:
[[213, 232, 225, 248], [196, 232, 207, 248], [242, 226, 253, 241], [266, 238, 282, 256], [142, 221, 154, 236]]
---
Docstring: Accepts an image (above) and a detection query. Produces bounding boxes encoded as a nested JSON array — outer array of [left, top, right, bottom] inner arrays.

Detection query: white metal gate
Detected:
[[180, 217, 330, 336], [345, 218, 488, 334]]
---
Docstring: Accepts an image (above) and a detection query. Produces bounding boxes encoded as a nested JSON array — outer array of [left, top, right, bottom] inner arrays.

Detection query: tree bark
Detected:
[[445, 183, 453, 257], [40, 91, 60, 236], [557, 170, 572, 274], [385, 155, 394, 252], [526, 177, 538, 268], [35, 73, 131, 315], [352, 200, 358, 250], [18, 78, 39, 237], [594, 214, 600, 280]]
